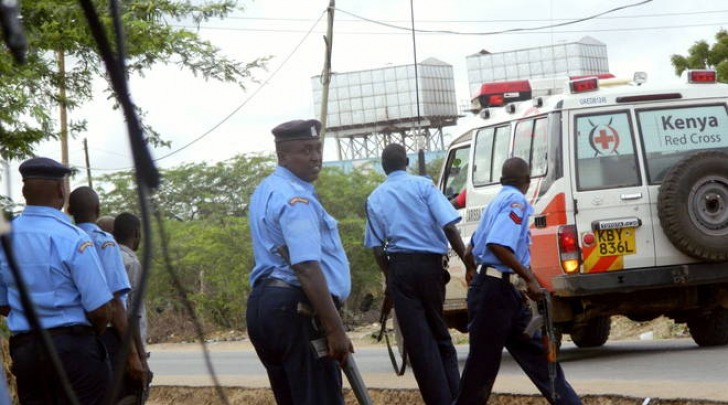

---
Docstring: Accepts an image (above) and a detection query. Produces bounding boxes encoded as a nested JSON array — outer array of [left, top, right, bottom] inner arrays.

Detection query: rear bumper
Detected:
[[552, 261, 728, 297]]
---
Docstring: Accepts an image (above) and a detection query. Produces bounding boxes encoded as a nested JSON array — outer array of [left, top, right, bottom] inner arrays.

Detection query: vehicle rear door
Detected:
[[569, 108, 655, 272], [439, 140, 472, 310]]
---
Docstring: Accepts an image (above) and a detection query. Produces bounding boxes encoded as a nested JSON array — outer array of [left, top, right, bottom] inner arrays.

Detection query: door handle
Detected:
[[620, 192, 642, 201]]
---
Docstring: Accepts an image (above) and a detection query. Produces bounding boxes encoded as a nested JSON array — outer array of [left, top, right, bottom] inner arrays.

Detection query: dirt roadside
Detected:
[[147, 386, 727, 405], [145, 317, 726, 405]]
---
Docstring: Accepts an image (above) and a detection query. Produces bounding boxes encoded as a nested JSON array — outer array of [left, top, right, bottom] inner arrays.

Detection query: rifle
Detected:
[[536, 288, 558, 403], [277, 246, 373, 405], [376, 290, 407, 376], [311, 338, 373, 405]]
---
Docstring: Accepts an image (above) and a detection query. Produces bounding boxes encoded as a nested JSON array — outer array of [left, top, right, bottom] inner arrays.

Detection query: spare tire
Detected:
[[658, 151, 728, 262]]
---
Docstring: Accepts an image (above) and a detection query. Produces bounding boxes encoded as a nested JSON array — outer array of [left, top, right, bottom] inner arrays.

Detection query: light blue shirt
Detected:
[[248, 166, 351, 301], [471, 185, 534, 273], [364, 170, 461, 254], [0, 206, 113, 333], [77, 222, 131, 303]]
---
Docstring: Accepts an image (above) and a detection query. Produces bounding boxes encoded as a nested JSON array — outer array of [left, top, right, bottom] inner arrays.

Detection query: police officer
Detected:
[[454, 157, 581, 405], [67, 186, 147, 400], [364, 143, 472, 405], [0, 157, 113, 404], [246, 119, 352, 404]]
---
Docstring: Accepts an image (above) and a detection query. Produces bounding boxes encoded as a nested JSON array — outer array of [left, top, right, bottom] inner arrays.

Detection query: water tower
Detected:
[[312, 58, 459, 161]]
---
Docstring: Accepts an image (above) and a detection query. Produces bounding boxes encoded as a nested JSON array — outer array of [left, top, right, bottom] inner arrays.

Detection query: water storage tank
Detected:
[[312, 58, 458, 160]]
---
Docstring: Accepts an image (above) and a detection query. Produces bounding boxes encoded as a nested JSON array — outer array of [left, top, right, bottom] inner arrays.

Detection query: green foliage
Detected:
[[316, 167, 385, 310], [671, 29, 728, 82], [316, 166, 384, 219], [149, 217, 252, 330], [96, 154, 275, 219], [426, 156, 445, 182], [97, 154, 388, 335], [0, 0, 267, 159]]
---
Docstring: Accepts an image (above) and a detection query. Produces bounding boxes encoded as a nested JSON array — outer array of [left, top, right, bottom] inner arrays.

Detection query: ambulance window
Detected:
[[574, 111, 641, 190], [472, 127, 494, 186], [513, 117, 549, 177], [532, 118, 549, 177], [513, 120, 534, 164], [492, 126, 511, 183], [637, 104, 728, 183], [442, 145, 471, 201]]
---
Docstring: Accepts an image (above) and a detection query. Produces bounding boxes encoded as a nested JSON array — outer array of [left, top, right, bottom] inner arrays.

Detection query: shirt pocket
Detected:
[[322, 215, 343, 252]]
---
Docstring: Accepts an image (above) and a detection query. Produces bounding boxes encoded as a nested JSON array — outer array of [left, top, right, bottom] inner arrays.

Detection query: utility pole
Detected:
[[57, 49, 70, 194], [409, 0, 426, 176], [83, 138, 93, 188], [319, 0, 337, 159]]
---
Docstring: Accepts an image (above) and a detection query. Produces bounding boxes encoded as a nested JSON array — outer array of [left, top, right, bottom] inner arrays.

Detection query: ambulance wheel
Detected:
[[570, 315, 610, 348], [687, 308, 728, 347], [658, 151, 728, 262]]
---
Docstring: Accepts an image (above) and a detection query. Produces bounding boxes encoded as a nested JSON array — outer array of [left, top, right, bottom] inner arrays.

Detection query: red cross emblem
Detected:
[[587, 118, 620, 156]]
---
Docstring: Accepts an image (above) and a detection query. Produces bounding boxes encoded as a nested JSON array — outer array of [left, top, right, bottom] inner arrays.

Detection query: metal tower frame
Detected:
[[333, 125, 447, 161]]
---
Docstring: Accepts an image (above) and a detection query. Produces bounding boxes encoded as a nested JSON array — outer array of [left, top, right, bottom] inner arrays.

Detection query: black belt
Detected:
[[255, 277, 342, 309], [256, 277, 296, 289], [388, 252, 448, 268], [10, 325, 95, 346]]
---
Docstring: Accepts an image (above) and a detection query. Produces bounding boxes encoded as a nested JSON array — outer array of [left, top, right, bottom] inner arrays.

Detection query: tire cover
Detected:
[[658, 151, 728, 261]]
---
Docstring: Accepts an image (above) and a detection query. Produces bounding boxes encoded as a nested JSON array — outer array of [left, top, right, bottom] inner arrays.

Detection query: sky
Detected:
[[3, 0, 728, 202]]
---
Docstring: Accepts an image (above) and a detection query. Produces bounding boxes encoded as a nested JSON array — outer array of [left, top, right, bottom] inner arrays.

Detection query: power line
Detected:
[[221, 8, 728, 23], [153, 9, 326, 163], [225, 8, 728, 23], [84, 1, 724, 171], [88, 9, 327, 172], [171, 21, 728, 35], [335, 0, 655, 35]]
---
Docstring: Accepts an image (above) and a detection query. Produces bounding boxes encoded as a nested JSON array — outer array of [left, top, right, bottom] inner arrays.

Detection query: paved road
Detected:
[[149, 338, 728, 402]]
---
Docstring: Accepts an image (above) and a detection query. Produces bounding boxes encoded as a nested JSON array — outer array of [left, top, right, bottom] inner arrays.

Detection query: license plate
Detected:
[[595, 227, 636, 256]]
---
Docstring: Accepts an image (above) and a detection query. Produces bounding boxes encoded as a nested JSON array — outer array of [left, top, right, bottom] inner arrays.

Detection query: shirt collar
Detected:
[[386, 170, 408, 179], [275, 166, 315, 192], [76, 222, 100, 232], [22, 205, 71, 222]]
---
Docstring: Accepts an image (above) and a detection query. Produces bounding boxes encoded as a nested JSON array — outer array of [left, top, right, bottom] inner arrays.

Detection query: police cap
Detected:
[[272, 119, 321, 143], [19, 157, 72, 181]]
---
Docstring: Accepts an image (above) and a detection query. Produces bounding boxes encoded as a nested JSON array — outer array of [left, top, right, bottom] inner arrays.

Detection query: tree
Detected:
[[426, 156, 445, 182], [96, 154, 388, 337], [0, 0, 267, 160], [96, 153, 275, 220], [316, 167, 385, 313], [671, 29, 728, 82]]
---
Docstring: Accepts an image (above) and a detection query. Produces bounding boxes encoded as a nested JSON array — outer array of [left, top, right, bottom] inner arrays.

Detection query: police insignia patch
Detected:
[[510, 202, 524, 209], [509, 211, 523, 225], [79, 241, 93, 253], [289, 197, 309, 205], [101, 241, 116, 249]]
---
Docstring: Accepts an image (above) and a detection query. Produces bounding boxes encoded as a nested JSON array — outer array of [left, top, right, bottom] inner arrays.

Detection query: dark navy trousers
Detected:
[[9, 329, 111, 405], [99, 327, 139, 402], [246, 281, 343, 405], [388, 253, 460, 405], [454, 273, 582, 405]]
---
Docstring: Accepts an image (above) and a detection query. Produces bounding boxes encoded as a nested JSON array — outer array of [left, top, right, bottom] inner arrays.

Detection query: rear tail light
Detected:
[[557, 225, 580, 274], [687, 69, 717, 83]]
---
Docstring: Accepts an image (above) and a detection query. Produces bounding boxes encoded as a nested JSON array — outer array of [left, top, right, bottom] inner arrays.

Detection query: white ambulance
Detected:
[[438, 71, 728, 347]]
